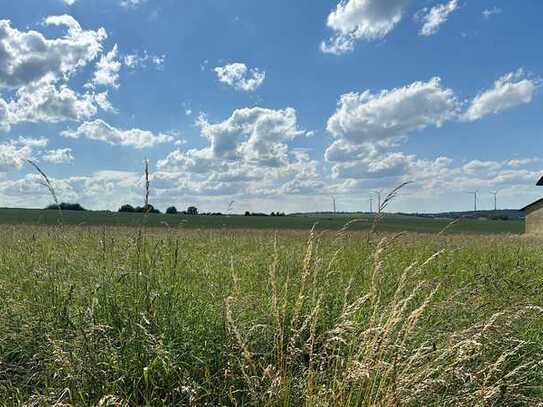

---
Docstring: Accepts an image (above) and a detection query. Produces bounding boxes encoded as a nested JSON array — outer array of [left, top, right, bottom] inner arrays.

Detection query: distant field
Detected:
[[0, 207, 525, 234]]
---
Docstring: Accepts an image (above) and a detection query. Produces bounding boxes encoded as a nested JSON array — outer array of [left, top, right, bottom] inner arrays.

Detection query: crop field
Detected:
[[0, 208, 525, 235], [1, 222, 542, 406]]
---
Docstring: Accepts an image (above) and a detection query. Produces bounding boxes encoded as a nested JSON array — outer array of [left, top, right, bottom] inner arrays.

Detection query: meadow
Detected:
[[1, 220, 542, 406], [0, 207, 524, 235]]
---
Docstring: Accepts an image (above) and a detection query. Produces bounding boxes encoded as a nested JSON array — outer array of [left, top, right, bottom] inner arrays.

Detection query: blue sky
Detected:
[[0, 0, 542, 213]]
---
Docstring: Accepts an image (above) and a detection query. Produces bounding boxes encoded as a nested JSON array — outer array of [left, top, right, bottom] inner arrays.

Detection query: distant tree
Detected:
[[271, 211, 276, 217], [136, 204, 160, 214], [166, 206, 178, 214], [118, 204, 135, 213], [245, 211, 251, 216], [46, 202, 86, 211], [187, 206, 198, 215]]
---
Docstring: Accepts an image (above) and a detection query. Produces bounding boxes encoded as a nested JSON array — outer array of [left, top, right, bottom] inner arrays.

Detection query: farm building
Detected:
[[521, 176, 543, 234]]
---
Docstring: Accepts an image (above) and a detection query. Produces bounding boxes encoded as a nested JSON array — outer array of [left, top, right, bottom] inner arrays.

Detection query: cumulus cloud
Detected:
[[332, 152, 411, 180], [42, 148, 74, 164], [0, 143, 32, 171], [196, 107, 307, 166], [155, 106, 322, 199], [8, 79, 100, 125], [17, 137, 49, 148], [462, 160, 502, 177], [330, 152, 540, 202], [0, 16, 106, 89], [505, 158, 540, 168], [0, 16, 111, 129], [327, 77, 458, 148], [61, 119, 175, 149], [214, 63, 265, 92], [94, 91, 116, 113], [0, 98, 9, 132], [417, 0, 459, 36], [324, 77, 460, 184], [324, 73, 540, 188], [464, 70, 539, 121], [91, 44, 121, 88], [0, 170, 143, 209], [0, 138, 71, 172], [321, 0, 409, 55], [322, 73, 541, 199]]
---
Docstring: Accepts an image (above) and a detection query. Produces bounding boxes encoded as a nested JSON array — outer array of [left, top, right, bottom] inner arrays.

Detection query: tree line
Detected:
[[118, 204, 200, 215], [46, 202, 286, 216]]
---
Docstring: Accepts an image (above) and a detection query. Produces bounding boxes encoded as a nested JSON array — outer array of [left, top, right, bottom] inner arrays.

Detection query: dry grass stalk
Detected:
[[26, 159, 60, 211]]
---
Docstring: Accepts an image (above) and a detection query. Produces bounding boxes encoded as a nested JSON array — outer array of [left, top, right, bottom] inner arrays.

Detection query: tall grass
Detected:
[[1, 226, 543, 405]]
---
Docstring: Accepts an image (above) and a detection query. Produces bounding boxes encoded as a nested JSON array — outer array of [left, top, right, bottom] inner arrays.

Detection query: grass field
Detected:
[[1, 220, 542, 405], [0, 207, 525, 235]]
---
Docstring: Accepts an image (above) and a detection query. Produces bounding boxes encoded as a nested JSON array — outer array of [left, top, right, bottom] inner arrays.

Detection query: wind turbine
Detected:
[[373, 190, 383, 213], [369, 195, 374, 213], [466, 191, 479, 212], [491, 191, 498, 211], [330, 195, 337, 215]]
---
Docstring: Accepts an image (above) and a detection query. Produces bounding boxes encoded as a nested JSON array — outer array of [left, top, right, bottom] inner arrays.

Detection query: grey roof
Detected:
[[521, 197, 543, 212]]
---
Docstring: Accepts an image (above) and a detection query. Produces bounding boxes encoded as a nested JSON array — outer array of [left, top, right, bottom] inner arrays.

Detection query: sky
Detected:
[[0, 0, 542, 214]]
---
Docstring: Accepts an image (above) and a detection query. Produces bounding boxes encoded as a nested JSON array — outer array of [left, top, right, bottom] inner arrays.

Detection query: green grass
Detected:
[[0, 207, 525, 235], [1, 224, 542, 405]]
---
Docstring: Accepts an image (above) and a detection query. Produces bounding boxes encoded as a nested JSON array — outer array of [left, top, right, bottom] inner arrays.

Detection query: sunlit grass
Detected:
[[1, 226, 542, 405]]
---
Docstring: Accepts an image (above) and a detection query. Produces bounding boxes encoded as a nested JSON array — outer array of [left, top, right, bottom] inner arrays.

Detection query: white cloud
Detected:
[[321, 0, 409, 55], [322, 74, 542, 201], [326, 77, 459, 148], [0, 170, 143, 209], [505, 158, 539, 168], [464, 70, 539, 121], [417, 0, 459, 37], [214, 63, 265, 92], [329, 152, 541, 204], [8, 79, 100, 125], [94, 91, 116, 113], [123, 51, 165, 70], [42, 148, 74, 164], [155, 106, 322, 199], [120, 0, 147, 8], [0, 17, 113, 129], [62, 0, 78, 5], [324, 78, 460, 184], [196, 107, 307, 166], [0, 138, 70, 172], [483, 7, 502, 19], [331, 152, 411, 180], [0, 98, 9, 132], [462, 160, 502, 176], [17, 137, 49, 148], [421, 158, 539, 192], [0, 143, 32, 171], [323, 73, 541, 191], [123, 55, 138, 68], [92, 44, 121, 88], [0, 16, 106, 89], [62, 119, 175, 149]]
